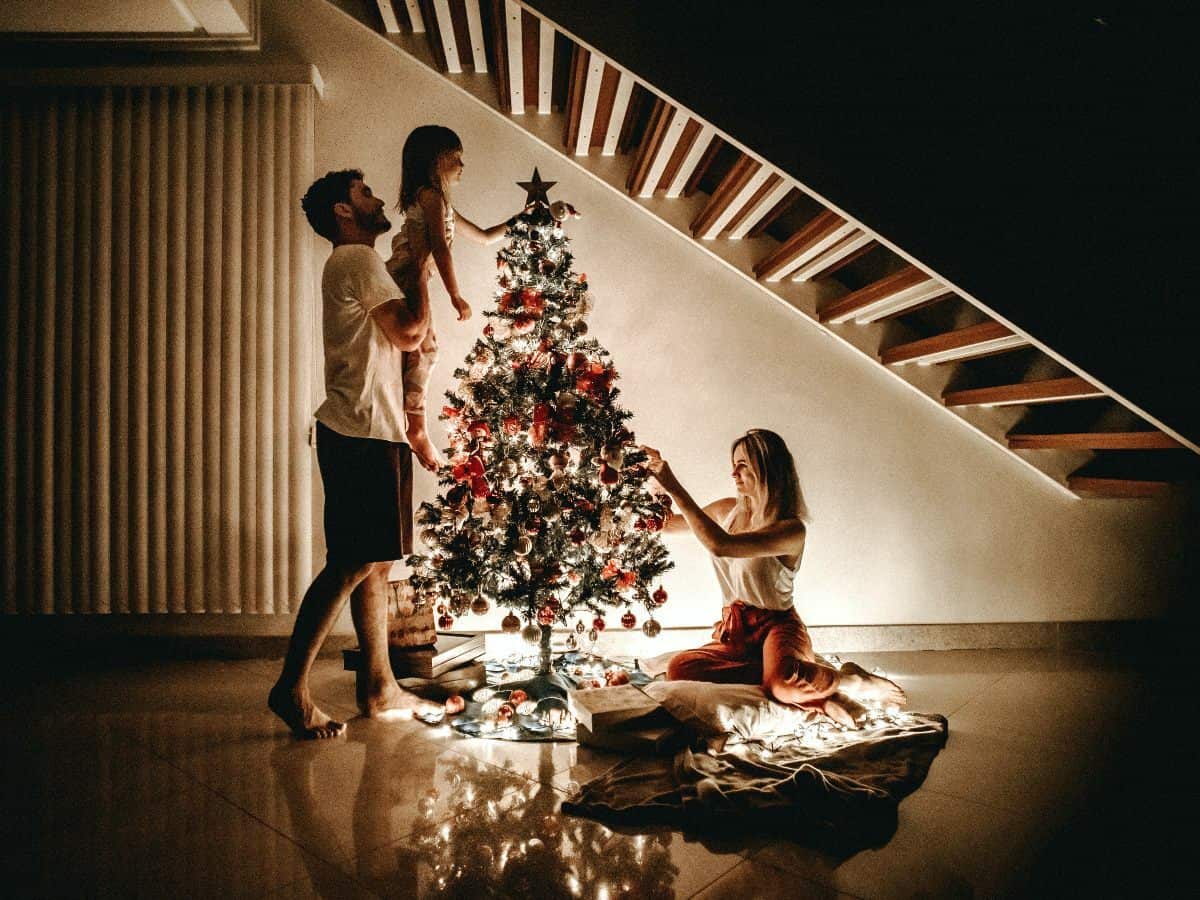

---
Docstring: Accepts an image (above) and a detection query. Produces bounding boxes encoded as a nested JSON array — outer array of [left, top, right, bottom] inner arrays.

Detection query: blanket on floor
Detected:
[[563, 710, 948, 852]]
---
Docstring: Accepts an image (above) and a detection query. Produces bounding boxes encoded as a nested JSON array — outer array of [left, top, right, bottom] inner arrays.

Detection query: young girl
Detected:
[[387, 125, 513, 472]]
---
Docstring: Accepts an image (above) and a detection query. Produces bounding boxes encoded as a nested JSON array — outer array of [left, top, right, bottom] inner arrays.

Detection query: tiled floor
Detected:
[[2, 648, 1189, 898]]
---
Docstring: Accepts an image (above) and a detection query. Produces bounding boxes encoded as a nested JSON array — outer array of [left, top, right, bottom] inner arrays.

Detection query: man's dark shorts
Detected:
[[315, 421, 412, 564]]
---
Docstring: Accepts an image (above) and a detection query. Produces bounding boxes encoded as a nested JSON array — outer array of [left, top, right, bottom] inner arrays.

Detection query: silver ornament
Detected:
[[642, 618, 662, 638], [521, 623, 542, 645]]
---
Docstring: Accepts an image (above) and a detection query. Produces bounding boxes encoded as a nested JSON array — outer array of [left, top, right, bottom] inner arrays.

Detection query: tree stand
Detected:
[[504, 624, 572, 699]]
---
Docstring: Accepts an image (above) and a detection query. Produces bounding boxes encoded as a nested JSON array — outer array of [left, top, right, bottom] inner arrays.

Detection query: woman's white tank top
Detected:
[[709, 506, 801, 611]]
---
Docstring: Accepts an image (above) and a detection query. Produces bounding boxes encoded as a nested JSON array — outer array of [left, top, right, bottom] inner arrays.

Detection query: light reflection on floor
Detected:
[[1, 648, 1186, 898]]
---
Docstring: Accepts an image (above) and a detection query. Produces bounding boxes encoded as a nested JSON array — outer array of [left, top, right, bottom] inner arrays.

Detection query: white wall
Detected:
[[268, 0, 1194, 631]]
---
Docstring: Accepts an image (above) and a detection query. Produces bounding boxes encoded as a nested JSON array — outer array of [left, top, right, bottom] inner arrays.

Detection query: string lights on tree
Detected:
[[406, 170, 673, 698]]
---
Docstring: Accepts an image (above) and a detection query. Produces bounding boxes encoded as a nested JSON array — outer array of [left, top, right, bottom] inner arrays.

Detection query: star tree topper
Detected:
[[517, 167, 556, 206]]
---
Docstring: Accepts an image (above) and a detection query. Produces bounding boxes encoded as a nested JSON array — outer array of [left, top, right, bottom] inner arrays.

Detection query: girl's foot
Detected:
[[268, 683, 347, 740]]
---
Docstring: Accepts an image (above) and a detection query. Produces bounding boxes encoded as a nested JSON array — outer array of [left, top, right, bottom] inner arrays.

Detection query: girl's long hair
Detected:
[[731, 429, 809, 524], [398, 125, 463, 210]]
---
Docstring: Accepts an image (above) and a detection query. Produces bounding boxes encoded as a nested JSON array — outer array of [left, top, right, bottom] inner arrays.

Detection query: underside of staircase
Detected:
[[343, 0, 1199, 499]]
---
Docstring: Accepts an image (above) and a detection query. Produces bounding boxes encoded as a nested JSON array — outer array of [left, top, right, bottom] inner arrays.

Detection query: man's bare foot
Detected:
[[268, 683, 347, 740], [363, 679, 443, 720], [838, 662, 907, 707], [823, 693, 866, 729]]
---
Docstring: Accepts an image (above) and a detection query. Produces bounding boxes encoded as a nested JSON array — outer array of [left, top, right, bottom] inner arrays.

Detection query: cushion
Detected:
[[642, 680, 821, 746]]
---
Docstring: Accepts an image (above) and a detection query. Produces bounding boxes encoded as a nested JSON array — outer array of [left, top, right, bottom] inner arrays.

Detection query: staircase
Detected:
[[342, 0, 1199, 499]]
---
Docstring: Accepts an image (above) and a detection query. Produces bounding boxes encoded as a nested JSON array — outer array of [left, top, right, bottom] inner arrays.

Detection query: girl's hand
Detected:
[[639, 445, 682, 495], [451, 295, 473, 321]]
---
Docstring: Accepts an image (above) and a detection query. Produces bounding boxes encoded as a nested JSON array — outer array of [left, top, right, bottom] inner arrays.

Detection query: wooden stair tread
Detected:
[[943, 376, 1104, 407], [753, 210, 848, 281], [880, 321, 1025, 365], [1008, 431, 1183, 450], [1066, 476, 1172, 498], [820, 265, 944, 323]]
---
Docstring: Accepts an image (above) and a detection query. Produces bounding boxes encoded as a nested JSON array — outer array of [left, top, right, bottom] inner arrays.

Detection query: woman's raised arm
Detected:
[[640, 446, 805, 558]]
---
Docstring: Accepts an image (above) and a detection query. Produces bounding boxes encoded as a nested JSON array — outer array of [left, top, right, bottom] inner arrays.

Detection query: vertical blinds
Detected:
[[1, 83, 317, 614]]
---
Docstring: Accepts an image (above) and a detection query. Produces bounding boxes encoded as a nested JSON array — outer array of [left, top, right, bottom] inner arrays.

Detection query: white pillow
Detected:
[[642, 680, 821, 745]]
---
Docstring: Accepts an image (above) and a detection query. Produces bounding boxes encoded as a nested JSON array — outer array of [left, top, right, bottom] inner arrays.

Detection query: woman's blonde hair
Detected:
[[731, 429, 809, 523]]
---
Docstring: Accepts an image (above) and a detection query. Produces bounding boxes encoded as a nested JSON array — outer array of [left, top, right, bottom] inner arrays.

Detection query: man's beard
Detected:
[[355, 206, 390, 235]]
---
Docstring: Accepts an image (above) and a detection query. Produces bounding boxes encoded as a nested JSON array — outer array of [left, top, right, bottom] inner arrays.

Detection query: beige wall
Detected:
[[270, 0, 1194, 633]]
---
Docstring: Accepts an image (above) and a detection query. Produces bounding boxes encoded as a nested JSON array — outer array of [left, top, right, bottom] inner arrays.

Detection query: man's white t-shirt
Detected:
[[314, 243, 408, 442]]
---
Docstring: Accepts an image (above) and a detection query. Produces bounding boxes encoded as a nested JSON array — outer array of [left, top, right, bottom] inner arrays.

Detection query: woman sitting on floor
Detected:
[[640, 428, 906, 729]]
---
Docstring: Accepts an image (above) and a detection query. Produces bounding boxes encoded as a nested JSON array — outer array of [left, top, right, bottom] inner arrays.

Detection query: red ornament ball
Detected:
[[438, 613, 454, 629], [444, 694, 466, 715], [592, 617, 606, 632], [537, 605, 556, 626], [501, 612, 521, 633], [620, 611, 637, 629], [652, 587, 668, 606]]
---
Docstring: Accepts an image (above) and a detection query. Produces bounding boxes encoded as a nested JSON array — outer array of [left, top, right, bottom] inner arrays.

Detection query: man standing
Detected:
[[269, 169, 439, 738]]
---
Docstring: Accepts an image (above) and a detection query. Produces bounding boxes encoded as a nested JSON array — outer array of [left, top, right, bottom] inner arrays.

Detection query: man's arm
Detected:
[[369, 293, 430, 352]]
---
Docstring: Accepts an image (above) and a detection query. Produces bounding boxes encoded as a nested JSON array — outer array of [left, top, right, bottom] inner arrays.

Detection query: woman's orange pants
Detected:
[[666, 601, 840, 709]]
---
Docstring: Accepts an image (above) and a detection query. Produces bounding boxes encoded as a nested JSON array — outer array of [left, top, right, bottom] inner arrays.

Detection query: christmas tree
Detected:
[[406, 170, 673, 694]]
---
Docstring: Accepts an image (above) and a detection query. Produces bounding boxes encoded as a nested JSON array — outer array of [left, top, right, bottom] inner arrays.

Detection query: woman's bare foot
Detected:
[[363, 679, 443, 720], [838, 662, 907, 707], [823, 693, 866, 729], [268, 683, 347, 740]]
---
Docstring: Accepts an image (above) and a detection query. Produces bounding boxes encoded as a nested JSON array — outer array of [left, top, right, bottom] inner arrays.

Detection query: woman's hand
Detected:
[[639, 445, 683, 496]]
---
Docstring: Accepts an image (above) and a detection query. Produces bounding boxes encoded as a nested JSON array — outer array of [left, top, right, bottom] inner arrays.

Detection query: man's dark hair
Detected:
[[300, 168, 363, 242]]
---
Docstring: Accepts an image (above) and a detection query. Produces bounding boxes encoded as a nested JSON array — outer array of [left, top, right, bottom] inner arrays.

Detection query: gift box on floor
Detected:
[[569, 683, 682, 753], [568, 683, 662, 731], [342, 632, 486, 680], [386, 579, 436, 648], [575, 707, 682, 754]]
